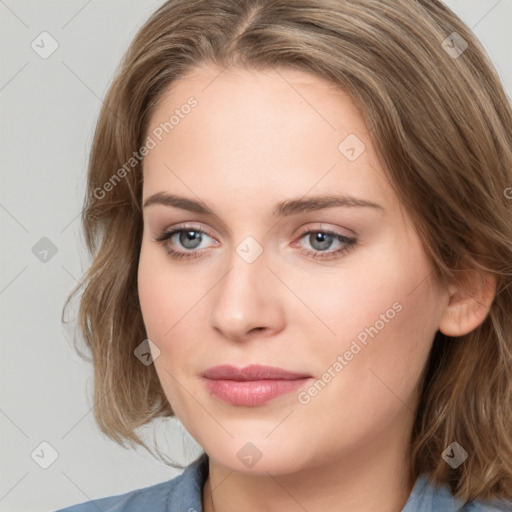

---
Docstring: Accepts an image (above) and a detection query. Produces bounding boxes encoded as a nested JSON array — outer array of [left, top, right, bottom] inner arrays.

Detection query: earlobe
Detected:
[[438, 270, 497, 337]]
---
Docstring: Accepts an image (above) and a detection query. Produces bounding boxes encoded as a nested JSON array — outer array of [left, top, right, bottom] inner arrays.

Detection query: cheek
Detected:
[[285, 246, 436, 349], [137, 240, 195, 339], [137, 244, 196, 411], [137, 240, 214, 394], [137, 254, 170, 339], [315, 256, 440, 418], [293, 235, 440, 381]]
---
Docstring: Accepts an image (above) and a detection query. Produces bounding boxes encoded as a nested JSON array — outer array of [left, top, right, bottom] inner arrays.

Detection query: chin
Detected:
[[206, 439, 316, 475]]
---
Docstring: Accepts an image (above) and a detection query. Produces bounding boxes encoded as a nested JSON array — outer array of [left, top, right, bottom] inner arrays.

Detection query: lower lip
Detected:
[[204, 378, 311, 406]]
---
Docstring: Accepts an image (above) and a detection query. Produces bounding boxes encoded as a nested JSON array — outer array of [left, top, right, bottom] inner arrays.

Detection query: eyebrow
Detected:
[[143, 192, 384, 217]]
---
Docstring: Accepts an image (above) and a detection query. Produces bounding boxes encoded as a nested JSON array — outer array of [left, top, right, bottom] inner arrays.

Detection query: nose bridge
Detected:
[[220, 231, 269, 293], [216, 238, 268, 313], [210, 236, 281, 338]]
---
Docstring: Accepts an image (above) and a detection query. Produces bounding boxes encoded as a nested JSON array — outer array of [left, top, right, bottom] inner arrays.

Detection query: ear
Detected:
[[438, 269, 497, 337]]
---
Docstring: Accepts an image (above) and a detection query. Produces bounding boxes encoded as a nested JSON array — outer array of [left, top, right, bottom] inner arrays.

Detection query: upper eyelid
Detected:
[[295, 224, 355, 238], [166, 223, 217, 240], [158, 224, 356, 246]]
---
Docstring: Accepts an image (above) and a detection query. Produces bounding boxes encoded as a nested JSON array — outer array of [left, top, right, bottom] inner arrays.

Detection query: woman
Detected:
[[57, 0, 512, 510]]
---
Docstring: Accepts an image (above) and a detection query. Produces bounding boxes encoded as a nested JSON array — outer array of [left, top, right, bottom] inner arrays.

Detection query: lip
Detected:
[[202, 364, 313, 406], [202, 364, 311, 381]]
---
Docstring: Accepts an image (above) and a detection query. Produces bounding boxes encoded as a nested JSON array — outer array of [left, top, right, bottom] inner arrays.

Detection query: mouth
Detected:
[[201, 364, 313, 407]]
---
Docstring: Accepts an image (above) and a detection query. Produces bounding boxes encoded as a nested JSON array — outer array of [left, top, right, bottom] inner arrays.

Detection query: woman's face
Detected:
[[138, 65, 449, 474]]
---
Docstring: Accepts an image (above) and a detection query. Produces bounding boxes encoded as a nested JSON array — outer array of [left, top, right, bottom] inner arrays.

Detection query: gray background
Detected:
[[1, 1, 511, 511]]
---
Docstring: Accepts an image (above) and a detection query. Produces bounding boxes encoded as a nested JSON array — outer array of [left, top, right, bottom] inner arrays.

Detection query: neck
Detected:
[[202, 420, 415, 512]]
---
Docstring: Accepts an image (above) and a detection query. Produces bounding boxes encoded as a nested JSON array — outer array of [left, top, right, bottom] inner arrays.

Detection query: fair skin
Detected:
[[137, 64, 495, 512]]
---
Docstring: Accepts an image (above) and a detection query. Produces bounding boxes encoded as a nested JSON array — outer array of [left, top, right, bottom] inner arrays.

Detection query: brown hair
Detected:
[[63, 0, 512, 503]]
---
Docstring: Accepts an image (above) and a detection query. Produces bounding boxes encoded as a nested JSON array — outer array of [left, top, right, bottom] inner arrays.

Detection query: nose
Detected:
[[210, 246, 285, 342]]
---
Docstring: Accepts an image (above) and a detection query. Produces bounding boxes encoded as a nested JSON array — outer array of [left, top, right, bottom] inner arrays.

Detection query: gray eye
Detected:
[[308, 232, 335, 251], [178, 230, 203, 249]]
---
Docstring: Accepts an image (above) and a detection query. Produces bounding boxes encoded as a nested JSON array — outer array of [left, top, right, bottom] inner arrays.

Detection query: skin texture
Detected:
[[138, 65, 496, 512]]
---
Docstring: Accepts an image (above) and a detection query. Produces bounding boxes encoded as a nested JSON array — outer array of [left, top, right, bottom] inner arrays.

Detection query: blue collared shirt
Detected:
[[54, 453, 511, 511]]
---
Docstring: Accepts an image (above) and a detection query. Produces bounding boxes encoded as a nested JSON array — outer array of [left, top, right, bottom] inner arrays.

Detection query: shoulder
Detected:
[[52, 453, 209, 512], [52, 478, 174, 512], [402, 473, 512, 512], [465, 498, 512, 512]]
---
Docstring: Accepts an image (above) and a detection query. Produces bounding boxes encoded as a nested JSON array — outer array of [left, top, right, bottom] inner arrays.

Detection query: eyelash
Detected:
[[154, 224, 357, 262]]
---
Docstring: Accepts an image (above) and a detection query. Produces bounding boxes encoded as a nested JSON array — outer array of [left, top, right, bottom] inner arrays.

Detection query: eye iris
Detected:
[[310, 232, 333, 251], [179, 230, 202, 249]]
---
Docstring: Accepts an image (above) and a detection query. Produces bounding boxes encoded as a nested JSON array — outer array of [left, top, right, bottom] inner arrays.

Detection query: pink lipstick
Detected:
[[202, 364, 312, 406]]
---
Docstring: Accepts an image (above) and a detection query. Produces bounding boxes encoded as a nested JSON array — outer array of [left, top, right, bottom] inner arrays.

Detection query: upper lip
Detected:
[[202, 364, 311, 381]]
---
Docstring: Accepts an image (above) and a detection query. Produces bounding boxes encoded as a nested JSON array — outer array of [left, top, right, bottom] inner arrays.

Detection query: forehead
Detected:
[[142, 65, 397, 216], [147, 64, 368, 145]]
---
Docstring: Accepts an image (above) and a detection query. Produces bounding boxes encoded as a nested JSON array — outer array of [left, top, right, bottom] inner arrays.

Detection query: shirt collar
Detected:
[[169, 454, 470, 512], [401, 473, 467, 512], [168, 452, 209, 512]]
